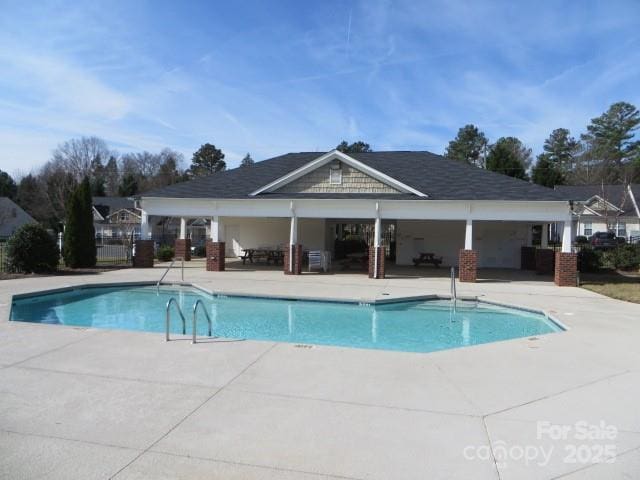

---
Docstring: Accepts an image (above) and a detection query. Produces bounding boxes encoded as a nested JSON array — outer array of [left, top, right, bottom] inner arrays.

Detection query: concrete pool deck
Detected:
[[1, 261, 640, 479]]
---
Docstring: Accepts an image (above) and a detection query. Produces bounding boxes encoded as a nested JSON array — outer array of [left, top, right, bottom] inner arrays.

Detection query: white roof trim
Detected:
[[107, 208, 142, 220], [579, 205, 602, 217], [628, 185, 640, 218], [249, 150, 428, 197], [584, 194, 622, 213], [92, 206, 105, 221]]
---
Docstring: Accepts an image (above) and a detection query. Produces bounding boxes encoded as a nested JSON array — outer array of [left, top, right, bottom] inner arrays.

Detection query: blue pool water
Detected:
[[10, 285, 562, 353]]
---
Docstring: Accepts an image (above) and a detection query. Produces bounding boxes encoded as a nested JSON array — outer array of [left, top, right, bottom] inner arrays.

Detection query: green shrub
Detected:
[[575, 236, 589, 244], [63, 177, 96, 268], [577, 248, 602, 273], [157, 245, 174, 261], [7, 224, 59, 273], [602, 244, 640, 270]]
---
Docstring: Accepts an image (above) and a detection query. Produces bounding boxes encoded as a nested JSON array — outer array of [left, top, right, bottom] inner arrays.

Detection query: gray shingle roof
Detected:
[[555, 184, 640, 215], [142, 151, 570, 201], [0, 197, 36, 237]]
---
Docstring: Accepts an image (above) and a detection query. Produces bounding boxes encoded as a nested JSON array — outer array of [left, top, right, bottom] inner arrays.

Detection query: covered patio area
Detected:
[[136, 197, 576, 286]]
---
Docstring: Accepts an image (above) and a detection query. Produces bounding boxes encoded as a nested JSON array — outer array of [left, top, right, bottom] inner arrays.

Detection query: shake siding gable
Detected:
[[275, 164, 401, 194]]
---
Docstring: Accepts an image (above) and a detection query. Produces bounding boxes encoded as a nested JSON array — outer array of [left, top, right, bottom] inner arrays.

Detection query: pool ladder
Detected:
[[166, 297, 212, 344]]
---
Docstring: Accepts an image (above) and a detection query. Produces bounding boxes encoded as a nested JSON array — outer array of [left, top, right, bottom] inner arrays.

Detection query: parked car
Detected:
[[589, 231, 618, 249]]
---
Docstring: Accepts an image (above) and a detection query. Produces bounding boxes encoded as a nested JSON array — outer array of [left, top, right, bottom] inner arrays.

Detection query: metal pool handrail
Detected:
[[165, 297, 186, 341], [192, 299, 213, 344], [157, 257, 184, 289], [450, 266, 457, 301]]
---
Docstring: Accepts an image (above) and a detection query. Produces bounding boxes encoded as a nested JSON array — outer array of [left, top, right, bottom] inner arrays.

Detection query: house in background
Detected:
[[0, 197, 36, 237], [93, 197, 142, 239], [555, 184, 640, 241], [92, 196, 207, 245]]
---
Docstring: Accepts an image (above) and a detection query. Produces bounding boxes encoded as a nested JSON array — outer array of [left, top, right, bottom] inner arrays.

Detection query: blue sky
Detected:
[[1, 0, 639, 174]]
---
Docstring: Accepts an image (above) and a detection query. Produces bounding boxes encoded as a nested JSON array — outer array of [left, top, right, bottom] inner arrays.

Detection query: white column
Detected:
[[464, 219, 473, 250], [561, 219, 573, 253], [541, 223, 549, 248], [373, 216, 382, 279], [289, 215, 298, 272], [289, 215, 298, 245], [140, 210, 149, 239], [179, 218, 187, 240], [210, 216, 224, 242]]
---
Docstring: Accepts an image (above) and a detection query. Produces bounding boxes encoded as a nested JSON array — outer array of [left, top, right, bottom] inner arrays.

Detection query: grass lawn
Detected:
[[580, 270, 640, 303]]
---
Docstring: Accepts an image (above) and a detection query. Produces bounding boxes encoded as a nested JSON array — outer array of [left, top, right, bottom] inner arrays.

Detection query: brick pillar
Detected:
[[458, 249, 477, 283], [554, 252, 577, 287], [174, 239, 192, 261], [133, 240, 154, 268], [206, 241, 225, 271], [283, 244, 302, 275], [535, 248, 555, 275], [520, 246, 536, 270], [368, 246, 385, 279]]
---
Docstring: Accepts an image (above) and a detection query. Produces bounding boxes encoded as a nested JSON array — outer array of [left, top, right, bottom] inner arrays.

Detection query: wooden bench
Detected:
[[412, 252, 443, 268]]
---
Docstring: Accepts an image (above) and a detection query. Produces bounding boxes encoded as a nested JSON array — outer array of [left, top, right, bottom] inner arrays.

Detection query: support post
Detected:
[[459, 219, 477, 282], [206, 216, 225, 271], [140, 210, 149, 240], [541, 223, 549, 248], [174, 217, 191, 261], [369, 214, 384, 279], [285, 215, 301, 275], [464, 219, 473, 250], [561, 218, 573, 253]]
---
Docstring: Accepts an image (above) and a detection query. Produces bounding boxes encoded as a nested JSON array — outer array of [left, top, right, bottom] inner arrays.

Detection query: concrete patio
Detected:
[[1, 261, 640, 479]]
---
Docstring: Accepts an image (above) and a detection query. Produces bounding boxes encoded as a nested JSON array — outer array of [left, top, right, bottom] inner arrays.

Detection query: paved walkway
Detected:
[[1, 261, 640, 479]]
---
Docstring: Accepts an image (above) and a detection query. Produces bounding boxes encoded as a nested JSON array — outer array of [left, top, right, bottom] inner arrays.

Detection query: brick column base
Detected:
[[368, 246, 385, 279], [535, 248, 555, 275], [458, 249, 477, 282], [520, 246, 536, 270], [554, 252, 577, 287], [133, 240, 154, 268], [206, 241, 225, 271], [283, 244, 302, 275], [174, 239, 191, 261]]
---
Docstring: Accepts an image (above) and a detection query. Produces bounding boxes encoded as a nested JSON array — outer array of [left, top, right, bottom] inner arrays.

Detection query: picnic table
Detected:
[[240, 249, 284, 265], [412, 252, 443, 268]]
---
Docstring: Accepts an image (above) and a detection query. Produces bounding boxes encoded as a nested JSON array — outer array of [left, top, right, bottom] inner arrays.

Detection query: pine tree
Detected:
[[445, 124, 489, 167], [485, 137, 531, 180], [63, 177, 96, 268], [531, 153, 565, 187], [189, 143, 226, 176], [336, 141, 372, 153], [240, 153, 255, 167]]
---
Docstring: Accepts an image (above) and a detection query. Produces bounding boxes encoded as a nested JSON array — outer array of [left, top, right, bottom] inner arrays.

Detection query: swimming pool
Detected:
[[10, 285, 562, 353]]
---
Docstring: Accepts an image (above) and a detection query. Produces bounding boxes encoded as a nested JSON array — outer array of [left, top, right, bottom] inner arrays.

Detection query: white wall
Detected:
[[396, 220, 529, 268], [221, 217, 326, 257], [396, 220, 465, 266], [298, 219, 326, 251], [222, 217, 289, 257], [474, 221, 528, 268]]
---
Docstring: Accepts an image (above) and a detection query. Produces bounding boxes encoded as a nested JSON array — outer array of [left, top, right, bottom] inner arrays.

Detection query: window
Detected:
[[618, 221, 626, 238], [583, 222, 592, 237], [329, 168, 342, 185]]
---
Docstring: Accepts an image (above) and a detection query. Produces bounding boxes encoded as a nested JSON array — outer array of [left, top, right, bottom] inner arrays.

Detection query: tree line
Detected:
[[444, 101, 640, 187], [0, 137, 254, 230]]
